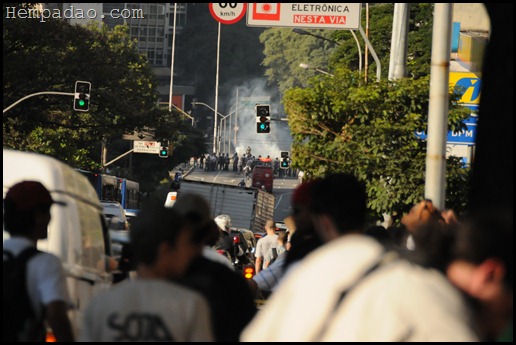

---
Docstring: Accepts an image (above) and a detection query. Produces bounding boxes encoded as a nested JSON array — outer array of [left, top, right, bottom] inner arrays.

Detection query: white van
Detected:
[[3, 148, 113, 338]]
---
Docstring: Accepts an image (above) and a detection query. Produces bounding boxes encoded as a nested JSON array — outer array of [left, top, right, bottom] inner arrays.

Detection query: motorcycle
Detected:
[[216, 232, 256, 280]]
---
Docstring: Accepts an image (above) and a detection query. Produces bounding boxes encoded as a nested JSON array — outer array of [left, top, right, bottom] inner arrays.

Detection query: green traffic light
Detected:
[[257, 121, 270, 133], [78, 100, 85, 106]]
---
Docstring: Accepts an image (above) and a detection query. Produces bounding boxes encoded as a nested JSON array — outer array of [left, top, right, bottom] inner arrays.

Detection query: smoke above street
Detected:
[[219, 78, 293, 159]]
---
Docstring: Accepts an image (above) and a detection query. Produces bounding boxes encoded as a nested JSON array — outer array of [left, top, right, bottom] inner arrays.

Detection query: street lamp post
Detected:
[[293, 28, 362, 74], [213, 22, 222, 153], [299, 63, 335, 77], [223, 104, 249, 153], [227, 102, 238, 153], [234, 88, 240, 149], [192, 101, 223, 153], [218, 113, 231, 154], [169, 4, 177, 112], [294, 27, 381, 82], [192, 101, 245, 153]]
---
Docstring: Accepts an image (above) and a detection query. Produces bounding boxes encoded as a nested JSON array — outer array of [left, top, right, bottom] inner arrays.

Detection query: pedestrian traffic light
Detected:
[[256, 104, 270, 133], [281, 151, 289, 159], [159, 140, 169, 158], [73, 81, 91, 112]]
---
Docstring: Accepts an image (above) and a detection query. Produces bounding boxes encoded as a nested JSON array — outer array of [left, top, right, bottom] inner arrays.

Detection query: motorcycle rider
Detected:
[[213, 215, 249, 266]]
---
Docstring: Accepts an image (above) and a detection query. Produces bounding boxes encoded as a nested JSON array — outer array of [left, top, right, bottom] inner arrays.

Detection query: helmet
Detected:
[[214, 214, 232, 231]]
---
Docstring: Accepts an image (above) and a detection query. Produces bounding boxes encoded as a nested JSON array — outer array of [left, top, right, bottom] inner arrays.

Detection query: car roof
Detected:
[[101, 201, 122, 205], [101, 201, 126, 217], [124, 209, 140, 217]]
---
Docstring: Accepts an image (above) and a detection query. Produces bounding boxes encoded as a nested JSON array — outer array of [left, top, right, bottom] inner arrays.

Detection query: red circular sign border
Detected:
[[209, 3, 248, 25]]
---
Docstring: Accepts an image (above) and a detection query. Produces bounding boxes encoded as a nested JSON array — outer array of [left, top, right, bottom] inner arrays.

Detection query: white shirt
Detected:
[[80, 279, 214, 342], [255, 234, 278, 260], [240, 234, 478, 342], [3, 237, 71, 320]]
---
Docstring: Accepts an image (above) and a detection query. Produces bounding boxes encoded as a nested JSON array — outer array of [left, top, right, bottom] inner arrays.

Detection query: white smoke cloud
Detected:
[[218, 78, 293, 160]]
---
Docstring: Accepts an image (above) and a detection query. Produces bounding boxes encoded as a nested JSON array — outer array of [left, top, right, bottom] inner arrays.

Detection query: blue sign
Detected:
[[415, 124, 477, 145], [415, 105, 478, 146], [446, 123, 477, 145]]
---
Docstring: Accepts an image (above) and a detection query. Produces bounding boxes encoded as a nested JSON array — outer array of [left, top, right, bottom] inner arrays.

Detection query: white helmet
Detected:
[[214, 214, 232, 231]]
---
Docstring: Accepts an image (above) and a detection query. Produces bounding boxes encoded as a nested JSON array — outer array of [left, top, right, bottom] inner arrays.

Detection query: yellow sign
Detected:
[[449, 72, 481, 105]]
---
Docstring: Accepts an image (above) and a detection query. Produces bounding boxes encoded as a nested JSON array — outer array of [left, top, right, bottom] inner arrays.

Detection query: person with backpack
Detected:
[[254, 219, 278, 274], [263, 231, 288, 269], [3, 181, 75, 342]]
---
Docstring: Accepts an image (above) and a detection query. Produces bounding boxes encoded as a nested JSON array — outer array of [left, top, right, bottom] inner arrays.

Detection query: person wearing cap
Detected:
[[172, 193, 257, 342], [3, 181, 75, 342]]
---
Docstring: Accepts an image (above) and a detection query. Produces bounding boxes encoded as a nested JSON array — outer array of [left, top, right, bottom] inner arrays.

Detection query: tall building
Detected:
[[43, 3, 193, 109]]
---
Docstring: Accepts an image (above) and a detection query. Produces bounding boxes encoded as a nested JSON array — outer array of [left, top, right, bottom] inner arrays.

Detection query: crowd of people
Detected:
[[3, 172, 512, 342], [196, 146, 300, 179]]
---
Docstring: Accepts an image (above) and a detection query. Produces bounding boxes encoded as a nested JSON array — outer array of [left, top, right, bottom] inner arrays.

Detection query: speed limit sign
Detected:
[[209, 3, 247, 24]]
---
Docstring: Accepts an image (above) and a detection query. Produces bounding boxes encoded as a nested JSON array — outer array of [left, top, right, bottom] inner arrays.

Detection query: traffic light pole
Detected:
[[3, 91, 74, 114], [103, 149, 135, 168]]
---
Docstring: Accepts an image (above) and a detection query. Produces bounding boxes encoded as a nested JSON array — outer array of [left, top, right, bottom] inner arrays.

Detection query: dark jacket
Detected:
[[174, 256, 257, 342]]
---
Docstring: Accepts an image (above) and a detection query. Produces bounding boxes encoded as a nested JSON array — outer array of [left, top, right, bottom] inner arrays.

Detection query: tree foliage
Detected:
[[3, 4, 207, 191], [331, 3, 434, 79], [260, 4, 434, 95], [260, 28, 337, 95], [258, 3, 471, 217], [284, 67, 471, 218]]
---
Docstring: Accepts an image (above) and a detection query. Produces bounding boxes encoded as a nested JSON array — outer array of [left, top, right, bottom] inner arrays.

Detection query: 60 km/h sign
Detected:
[[209, 3, 247, 24]]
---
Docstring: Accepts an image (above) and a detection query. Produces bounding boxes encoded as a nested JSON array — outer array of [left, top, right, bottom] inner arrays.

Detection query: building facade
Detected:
[[43, 3, 193, 109]]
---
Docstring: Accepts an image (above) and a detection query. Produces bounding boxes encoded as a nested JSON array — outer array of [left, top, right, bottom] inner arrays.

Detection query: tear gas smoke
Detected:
[[218, 78, 294, 160]]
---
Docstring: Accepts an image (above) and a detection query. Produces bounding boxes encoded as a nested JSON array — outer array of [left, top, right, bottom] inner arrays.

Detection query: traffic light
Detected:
[[280, 151, 290, 169], [159, 140, 169, 158], [73, 81, 91, 112], [256, 104, 270, 133], [159, 146, 168, 158]]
